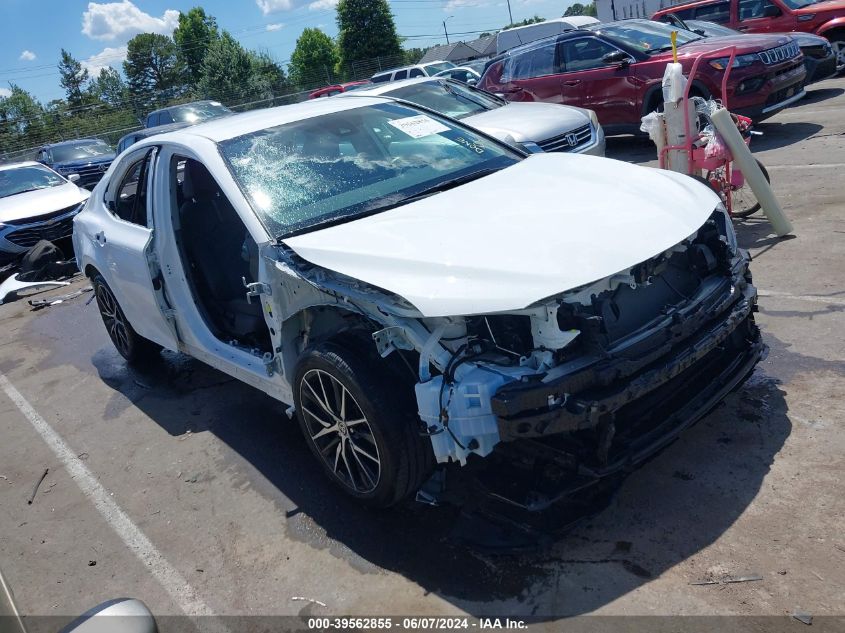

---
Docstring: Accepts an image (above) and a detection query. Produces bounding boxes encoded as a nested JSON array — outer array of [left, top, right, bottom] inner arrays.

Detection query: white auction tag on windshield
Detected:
[[388, 115, 450, 138]]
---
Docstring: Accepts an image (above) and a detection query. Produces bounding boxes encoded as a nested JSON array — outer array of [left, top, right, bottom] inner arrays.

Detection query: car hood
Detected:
[[463, 102, 591, 144], [0, 182, 89, 224], [283, 153, 720, 318], [666, 34, 794, 57]]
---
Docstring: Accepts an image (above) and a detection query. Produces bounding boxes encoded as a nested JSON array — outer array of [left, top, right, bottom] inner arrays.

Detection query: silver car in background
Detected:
[[346, 77, 606, 156]]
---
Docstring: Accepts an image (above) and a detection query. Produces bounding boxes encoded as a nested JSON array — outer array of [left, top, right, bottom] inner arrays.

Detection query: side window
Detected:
[[159, 111, 174, 124], [409, 68, 425, 78], [739, 0, 775, 19], [394, 69, 408, 80], [672, 7, 696, 19], [113, 151, 152, 227], [559, 38, 621, 72], [507, 43, 558, 80], [695, 1, 730, 22], [371, 73, 390, 83]]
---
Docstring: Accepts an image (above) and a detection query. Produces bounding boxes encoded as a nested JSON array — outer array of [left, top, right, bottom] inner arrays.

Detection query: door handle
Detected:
[[94, 231, 107, 245], [563, 80, 582, 86]]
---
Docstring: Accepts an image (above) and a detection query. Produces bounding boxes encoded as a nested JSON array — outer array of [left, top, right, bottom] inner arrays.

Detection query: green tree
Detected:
[[123, 33, 185, 108], [58, 49, 90, 107], [563, 2, 596, 16], [289, 28, 339, 88], [502, 15, 545, 29], [249, 50, 289, 98], [197, 31, 253, 103], [173, 7, 220, 86], [336, 0, 402, 68], [92, 67, 128, 107], [0, 85, 47, 154]]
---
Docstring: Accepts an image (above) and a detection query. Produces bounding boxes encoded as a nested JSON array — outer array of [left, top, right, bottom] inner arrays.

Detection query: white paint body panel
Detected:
[[0, 161, 89, 224], [284, 153, 720, 317]]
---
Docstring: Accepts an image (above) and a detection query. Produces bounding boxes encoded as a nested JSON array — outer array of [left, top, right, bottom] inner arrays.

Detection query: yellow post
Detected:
[[671, 31, 678, 63]]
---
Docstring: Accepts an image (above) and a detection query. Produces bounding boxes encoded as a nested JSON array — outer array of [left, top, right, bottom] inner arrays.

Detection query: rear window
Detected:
[[695, 1, 730, 23], [504, 42, 558, 81]]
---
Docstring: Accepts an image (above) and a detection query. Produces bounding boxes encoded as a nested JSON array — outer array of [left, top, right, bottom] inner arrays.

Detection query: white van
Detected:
[[495, 16, 600, 54], [371, 61, 455, 83]]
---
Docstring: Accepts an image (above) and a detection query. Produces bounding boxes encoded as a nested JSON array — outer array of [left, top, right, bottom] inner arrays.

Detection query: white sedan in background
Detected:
[[345, 77, 605, 156], [0, 161, 89, 264], [73, 96, 761, 510]]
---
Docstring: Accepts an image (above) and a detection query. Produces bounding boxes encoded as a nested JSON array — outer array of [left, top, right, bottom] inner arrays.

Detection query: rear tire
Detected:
[[92, 274, 161, 364], [293, 338, 434, 508]]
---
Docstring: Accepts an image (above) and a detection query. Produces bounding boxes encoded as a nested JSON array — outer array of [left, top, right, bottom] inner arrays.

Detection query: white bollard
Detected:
[[710, 107, 793, 236]]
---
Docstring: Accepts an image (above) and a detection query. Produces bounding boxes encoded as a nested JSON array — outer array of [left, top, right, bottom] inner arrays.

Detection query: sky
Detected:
[[0, 0, 576, 103]]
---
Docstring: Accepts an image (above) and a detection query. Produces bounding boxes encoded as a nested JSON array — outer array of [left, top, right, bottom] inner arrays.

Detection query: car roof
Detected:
[[373, 60, 449, 75], [41, 138, 107, 149], [0, 160, 44, 172], [149, 95, 398, 144]]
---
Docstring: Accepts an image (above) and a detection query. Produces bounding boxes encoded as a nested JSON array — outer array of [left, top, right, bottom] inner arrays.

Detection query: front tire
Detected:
[[92, 274, 161, 364], [293, 339, 434, 507]]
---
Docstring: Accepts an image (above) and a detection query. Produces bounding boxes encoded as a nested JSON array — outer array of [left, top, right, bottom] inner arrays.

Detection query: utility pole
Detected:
[[506, 0, 513, 24], [443, 15, 454, 44]]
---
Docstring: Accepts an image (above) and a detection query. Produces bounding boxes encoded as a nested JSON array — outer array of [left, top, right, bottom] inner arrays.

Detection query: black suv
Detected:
[[36, 139, 116, 190]]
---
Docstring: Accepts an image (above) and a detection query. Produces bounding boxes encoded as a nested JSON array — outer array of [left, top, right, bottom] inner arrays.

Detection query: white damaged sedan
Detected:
[[73, 96, 763, 508]]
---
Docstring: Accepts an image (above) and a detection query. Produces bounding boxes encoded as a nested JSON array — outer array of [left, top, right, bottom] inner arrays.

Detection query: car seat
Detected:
[[179, 160, 265, 345]]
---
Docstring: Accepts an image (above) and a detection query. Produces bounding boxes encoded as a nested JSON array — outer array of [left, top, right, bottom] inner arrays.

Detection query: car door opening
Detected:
[[172, 157, 271, 352]]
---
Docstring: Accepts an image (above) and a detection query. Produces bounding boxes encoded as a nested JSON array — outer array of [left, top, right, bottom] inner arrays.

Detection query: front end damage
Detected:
[[272, 207, 764, 513]]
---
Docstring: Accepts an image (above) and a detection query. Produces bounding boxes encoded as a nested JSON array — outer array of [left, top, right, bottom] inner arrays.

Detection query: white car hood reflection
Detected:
[[283, 153, 720, 317]]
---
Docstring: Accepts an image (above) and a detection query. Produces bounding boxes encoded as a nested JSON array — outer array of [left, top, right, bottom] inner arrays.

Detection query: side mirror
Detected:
[[694, 28, 706, 35], [762, 4, 782, 16], [602, 50, 632, 67], [67, 174, 81, 183], [58, 598, 157, 633]]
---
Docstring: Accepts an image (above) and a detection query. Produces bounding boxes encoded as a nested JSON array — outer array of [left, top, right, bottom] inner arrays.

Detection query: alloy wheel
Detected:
[[97, 283, 131, 358], [833, 41, 845, 69], [299, 368, 381, 493]]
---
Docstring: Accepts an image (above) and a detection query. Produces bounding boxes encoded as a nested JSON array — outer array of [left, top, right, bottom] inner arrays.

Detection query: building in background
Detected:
[[595, 0, 685, 21], [418, 35, 497, 64]]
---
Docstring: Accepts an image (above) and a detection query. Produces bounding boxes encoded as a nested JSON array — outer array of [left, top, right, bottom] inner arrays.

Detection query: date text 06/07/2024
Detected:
[[306, 617, 528, 629]]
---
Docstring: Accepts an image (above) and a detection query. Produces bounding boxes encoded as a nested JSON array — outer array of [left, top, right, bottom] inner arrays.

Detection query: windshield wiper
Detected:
[[3, 186, 50, 197], [278, 167, 500, 240]]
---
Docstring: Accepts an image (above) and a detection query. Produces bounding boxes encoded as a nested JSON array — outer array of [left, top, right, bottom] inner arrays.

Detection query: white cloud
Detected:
[[81, 45, 128, 76], [256, 0, 292, 14], [308, 0, 338, 9], [81, 1, 179, 43], [0, 88, 11, 98], [19, 50, 37, 61], [443, 0, 489, 9], [266, 22, 284, 31]]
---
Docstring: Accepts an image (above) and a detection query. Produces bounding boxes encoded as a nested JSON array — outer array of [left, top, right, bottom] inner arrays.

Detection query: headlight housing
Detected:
[[709, 53, 759, 70]]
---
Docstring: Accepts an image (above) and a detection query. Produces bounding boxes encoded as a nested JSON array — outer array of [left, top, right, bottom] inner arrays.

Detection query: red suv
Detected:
[[477, 19, 807, 134], [652, 0, 845, 67]]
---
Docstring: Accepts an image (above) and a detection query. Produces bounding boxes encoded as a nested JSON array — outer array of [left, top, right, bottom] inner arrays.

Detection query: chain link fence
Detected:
[[0, 53, 417, 164]]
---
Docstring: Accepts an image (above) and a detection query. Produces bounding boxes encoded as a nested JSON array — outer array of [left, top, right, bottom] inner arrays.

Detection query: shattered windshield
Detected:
[[219, 102, 519, 238], [0, 165, 66, 198]]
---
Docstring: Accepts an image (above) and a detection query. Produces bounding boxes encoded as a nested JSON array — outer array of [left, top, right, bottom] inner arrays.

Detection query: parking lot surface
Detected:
[[1, 77, 844, 625]]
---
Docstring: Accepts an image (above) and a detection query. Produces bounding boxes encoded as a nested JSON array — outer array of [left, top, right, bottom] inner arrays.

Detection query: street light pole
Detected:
[[443, 15, 454, 44], [506, 0, 513, 24]]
